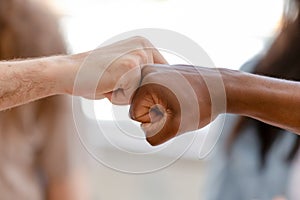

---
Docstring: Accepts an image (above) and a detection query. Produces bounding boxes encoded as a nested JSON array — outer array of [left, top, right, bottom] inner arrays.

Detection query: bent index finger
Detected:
[[129, 84, 153, 123], [144, 113, 180, 146], [141, 38, 168, 65], [130, 82, 181, 146], [142, 85, 180, 146], [152, 48, 168, 64]]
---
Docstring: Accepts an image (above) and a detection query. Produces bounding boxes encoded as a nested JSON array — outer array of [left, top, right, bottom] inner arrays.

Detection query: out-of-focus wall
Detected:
[[88, 150, 206, 200], [38, 0, 284, 199]]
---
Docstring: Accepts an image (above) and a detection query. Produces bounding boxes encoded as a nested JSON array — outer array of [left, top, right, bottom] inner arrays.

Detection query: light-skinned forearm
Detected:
[[0, 37, 168, 111], [0, 55, 79, 111], [223, 69, 300, 133]]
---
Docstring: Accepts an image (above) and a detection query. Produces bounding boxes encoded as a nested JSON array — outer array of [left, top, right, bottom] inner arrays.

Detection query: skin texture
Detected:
[[129, 64, 213, 145], [0, 0, 90, 199], [2, 36, 300, 147], [130, 64, 300, 146], [228, 9, 300, 165], [0, 36, 167, 111]]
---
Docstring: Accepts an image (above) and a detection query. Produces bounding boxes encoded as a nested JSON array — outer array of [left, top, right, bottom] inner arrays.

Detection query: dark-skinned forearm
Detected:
[[222, 69, 300, 133]]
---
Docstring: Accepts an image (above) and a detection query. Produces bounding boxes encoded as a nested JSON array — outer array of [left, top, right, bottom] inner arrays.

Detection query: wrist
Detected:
[[221, 68, 269, 118], [48, 53, 87, 95], [220, 68, 252, 115]]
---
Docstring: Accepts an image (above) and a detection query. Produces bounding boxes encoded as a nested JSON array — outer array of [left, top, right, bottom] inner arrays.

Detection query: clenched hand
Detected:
[[130, 64, 225, 146]]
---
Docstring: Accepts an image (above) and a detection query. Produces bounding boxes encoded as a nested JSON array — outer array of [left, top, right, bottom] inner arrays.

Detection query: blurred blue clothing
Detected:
[[205, 57, 298, 200]]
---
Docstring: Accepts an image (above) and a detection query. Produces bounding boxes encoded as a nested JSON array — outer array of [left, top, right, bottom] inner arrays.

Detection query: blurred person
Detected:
[[130, 0, 300, 198], [129, 7, 300, 146], [204, 0, 300, 199], [0, 0, 90, 199], [130, 0, 300, 199], [1, 3, 300, 141], [129, 1, 300, 144]]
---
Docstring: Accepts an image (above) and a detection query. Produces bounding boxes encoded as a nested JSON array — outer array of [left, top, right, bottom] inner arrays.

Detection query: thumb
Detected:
[[103, 92, 113, 101], [130, 83, 181, 146], [108, 66, 141, 105]]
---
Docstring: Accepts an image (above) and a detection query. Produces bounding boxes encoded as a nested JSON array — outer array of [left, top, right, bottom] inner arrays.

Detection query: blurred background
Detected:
[[1, 0, 292, 199], [52, 0, 285, 199]]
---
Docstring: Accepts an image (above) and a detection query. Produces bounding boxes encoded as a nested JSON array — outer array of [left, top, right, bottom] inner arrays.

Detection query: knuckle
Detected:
[[129, 106, 137, 120], [129, 94, 141, 118], [146, 138, 159, 146], [121, 57, 139, 70], [141, 73, 160, 86], [141, 64, 153, 70], [146, 135, 164, 146], [134, 49, 148, 63], [131, 36, 147, 43], [131, 36, 151, 47]]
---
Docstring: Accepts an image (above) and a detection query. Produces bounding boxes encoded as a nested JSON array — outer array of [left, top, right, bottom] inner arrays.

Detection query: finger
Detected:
[[129, 85, 153, 123], [149, 105, 165, 123], [94, 93, 105, 99], [137, 37, 168, 64], [140, 64, 177, 79], [103, 92, 112, 101], [133, 104, 165, 124], [145, 49, 154, 64], [140, 65, 157, 78], [144, 113, 180, 146], [109, 64, 141, 105], [130, 88, 169, 145], [130, 83, 181, 146], [152, 48, 168, 64]]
